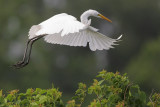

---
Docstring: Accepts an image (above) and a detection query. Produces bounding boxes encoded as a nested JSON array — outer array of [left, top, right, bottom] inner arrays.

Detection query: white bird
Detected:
[[13, 9, 122, 68]]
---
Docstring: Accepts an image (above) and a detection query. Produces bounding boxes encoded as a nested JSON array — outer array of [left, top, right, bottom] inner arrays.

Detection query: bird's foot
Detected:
[[11, 61, 27, 69]]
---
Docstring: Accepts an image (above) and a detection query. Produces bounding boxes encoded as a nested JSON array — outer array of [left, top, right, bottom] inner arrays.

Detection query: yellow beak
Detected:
[[98, 14, 112, 23]]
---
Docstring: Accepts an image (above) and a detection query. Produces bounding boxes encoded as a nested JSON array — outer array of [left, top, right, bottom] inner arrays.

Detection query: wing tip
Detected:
[[117, 34, 123, 40]]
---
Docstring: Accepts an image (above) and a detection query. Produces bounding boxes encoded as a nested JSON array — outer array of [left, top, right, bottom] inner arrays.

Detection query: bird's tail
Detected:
[[28, 25, 41, 39]]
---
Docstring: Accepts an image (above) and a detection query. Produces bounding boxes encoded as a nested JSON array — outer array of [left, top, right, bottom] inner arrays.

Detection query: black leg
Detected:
[[12, 39, 32, 68], [12, 35, 44, 69], [22, 39, 32, 62], [20, 37, 42, 67], [14, 39, 32, 66]]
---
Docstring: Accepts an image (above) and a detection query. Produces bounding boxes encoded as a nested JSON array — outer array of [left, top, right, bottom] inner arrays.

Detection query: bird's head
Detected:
[[80, 9, 112, 24], [88, 9, 112, 23]]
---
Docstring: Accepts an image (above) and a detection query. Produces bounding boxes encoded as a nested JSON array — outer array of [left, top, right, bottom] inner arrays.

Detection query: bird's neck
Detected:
[[80, 11, 92, 24]]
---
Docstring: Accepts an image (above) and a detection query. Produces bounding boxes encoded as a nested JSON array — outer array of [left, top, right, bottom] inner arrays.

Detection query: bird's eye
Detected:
[[97, 14, 101, 17]]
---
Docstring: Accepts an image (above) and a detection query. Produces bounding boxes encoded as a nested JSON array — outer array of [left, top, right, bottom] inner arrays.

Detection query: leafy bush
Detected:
[[0, 86, 63, 107], [0, 70, 159, 107]]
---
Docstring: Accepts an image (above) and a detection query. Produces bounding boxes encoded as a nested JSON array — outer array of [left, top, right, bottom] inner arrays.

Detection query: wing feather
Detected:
[[98, 36, 111, 50], [87, 31, 96, 51], [74, 33, 81, 46], [91, 34, 98, 50], [94, 35, 103, 50], [91, 31, 115, 50], [69, 34, 77, 46], [98, 36, 112, 49], [44, 27, 121, 51], [79, 32, 85, 46]]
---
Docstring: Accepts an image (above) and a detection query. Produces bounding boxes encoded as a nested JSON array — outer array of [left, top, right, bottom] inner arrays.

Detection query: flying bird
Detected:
[[13, 9, 122, 68]]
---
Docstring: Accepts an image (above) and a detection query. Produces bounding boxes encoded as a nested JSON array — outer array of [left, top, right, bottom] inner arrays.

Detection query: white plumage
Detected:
[[13, 9, 122, 68], [28, 9, 122, 51], [35, 13, 85, 37]]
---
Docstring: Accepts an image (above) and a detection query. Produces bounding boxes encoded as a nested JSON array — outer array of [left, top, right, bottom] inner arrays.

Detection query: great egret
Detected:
[[13, 9, 122, 68]]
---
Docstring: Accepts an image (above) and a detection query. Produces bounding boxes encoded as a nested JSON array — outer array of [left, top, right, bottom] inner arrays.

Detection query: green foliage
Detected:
[[87, 70, 146, 107], [0, 70, 159, 107], [0, 86, 63, 107], [148, 93, 160, 107], [66, 83, 87, 107]]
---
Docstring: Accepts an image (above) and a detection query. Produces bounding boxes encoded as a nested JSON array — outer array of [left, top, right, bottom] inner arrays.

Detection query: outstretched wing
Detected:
[[44, 28, 122, 51], [29, 13, 86, 39], [29, 13, 122, 51], [86, 30, 121, 51], [36, 13, 85, 36]]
